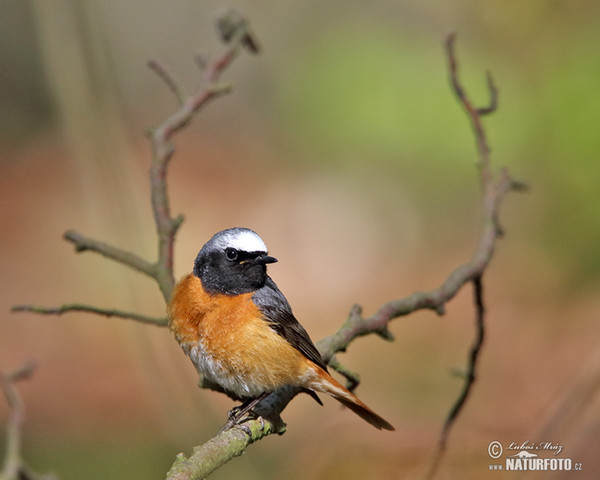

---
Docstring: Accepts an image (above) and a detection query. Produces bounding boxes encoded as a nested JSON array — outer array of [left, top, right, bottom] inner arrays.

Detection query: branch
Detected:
[[63, 230, 156, 278], [426, 277, 486, 479], [147, 60, 188, 105], [0, 362, 58, 480], [11, 304, 167, 327], [327, 355, 361, 392]]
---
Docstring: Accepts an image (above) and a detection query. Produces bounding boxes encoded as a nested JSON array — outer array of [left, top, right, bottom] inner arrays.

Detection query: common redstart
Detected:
[[168, 227, 394, 431]]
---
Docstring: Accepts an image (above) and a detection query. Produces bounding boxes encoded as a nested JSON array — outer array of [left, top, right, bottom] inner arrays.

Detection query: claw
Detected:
[[234, 423, 253, 437], [220, 392, 270, 434], [227, 405, 242, 421]]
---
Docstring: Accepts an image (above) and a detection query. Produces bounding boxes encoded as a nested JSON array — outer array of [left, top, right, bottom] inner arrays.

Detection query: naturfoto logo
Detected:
[[487, 441, 582, 472]]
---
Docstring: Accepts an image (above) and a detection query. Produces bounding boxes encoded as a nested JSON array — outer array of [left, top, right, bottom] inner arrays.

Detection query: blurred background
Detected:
[[1, 1, 599, 479]]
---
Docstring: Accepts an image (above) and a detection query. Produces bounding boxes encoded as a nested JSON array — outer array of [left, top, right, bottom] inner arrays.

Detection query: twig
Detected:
[[0, 362, 58, 480], [445, 32, 496, 174], [147, 60, 188, 105], [328, 356, 361, 392], [426, 277, 486, 479], [63, 230, 156, 278], [11, 304, 167, 327]]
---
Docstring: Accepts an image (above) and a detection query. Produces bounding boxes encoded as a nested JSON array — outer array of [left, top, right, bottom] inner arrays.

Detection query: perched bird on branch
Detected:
[[168, 227, 394, 431]]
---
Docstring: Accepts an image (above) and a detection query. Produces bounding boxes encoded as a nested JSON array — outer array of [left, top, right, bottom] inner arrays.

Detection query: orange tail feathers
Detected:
[[313, 369, 395, 431]]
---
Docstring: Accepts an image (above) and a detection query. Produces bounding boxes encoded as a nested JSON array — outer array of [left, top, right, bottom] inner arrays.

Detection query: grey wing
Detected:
[[252, 277, 328, 372]]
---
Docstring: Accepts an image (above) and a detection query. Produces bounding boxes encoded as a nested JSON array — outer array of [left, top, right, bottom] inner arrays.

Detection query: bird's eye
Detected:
[[225, 248, 239, 261]]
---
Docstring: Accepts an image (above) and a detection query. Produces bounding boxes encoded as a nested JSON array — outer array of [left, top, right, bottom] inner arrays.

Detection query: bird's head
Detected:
[[193, 227, 277, 295]]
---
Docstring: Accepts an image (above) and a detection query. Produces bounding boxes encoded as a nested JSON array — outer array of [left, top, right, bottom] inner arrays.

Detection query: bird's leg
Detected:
[[221, 392, 270, 434], [227, 398, 252, 421]]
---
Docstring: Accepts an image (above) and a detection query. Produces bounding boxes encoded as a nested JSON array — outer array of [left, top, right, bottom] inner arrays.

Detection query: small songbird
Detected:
[[168, 227, 394, 431]]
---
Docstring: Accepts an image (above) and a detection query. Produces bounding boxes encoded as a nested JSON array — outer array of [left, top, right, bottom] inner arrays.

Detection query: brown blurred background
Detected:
[[1, 1, 599, 479]]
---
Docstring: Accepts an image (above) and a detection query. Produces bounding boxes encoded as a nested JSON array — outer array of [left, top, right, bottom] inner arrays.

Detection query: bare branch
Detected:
[[445, 31, 501, 216], [1, 362, 58, 480], [11, 304, 167, 327], [327, 356, 361, 392], [64, 229, 156, 278], [426, 277, 486, 479], [477, 71, 499, 116], [147, 60, 189, 105]]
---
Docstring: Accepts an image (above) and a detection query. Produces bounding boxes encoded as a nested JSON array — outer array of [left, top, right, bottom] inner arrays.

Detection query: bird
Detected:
[[168, 227, 394, 431]]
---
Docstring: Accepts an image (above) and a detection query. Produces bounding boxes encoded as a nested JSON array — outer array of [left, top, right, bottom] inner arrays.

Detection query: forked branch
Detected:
[[0, 362, 58, 480]]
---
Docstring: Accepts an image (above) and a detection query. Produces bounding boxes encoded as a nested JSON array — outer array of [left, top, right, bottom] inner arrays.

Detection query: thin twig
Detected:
[[328, 356, 361, 392], [1, 362, 58, 480], [63, 230, 156, 278], [426, 277, 486, 479], [445, 32, 497, 168], [477, 71, 498, 116], [147, 60, 188, 105], [11, 304, 167, 327]]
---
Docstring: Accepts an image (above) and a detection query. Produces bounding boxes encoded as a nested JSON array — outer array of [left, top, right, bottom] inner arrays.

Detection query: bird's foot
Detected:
[[221, 410, 265, 436], [220, 393, 269, 434]]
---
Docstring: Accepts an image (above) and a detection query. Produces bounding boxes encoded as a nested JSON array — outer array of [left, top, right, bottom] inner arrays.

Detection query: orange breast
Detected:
[[168, 274, 312, 398]]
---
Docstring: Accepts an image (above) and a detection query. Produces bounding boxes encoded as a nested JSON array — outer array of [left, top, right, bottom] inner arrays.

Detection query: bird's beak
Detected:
[[255, 254, 278, 265]]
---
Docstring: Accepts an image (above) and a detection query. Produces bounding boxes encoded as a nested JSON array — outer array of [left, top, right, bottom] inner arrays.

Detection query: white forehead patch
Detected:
[[212, 228, 268, 253]]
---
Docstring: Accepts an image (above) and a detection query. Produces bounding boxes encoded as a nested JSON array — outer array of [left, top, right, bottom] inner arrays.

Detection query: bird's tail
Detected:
[[313, 369, 395, 431]]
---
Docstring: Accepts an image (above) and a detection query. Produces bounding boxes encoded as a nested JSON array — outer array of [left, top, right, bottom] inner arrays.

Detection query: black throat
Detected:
[[193, 250, 269, 295]]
